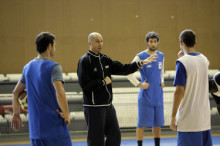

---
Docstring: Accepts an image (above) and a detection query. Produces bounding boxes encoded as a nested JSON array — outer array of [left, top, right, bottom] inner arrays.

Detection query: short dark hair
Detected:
[[35, 32, 55, 54], [145, 32, 159, 42], [179, 30, 196, 47]]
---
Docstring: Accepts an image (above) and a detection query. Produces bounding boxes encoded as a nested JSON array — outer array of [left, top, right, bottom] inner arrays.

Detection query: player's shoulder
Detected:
[[24, 59, 33, 66], [53, 64, 62, 70], [45, 59, 58, 67], [24, 58, 39, 69], [137, 51, 147, 57], [48, 59, 58, 64], [178, 53, 205, 63], [198, 52, 208, 59], [156, 51, 164, 56], [198, 53, 209, 64], [177, 54, 188, 62]]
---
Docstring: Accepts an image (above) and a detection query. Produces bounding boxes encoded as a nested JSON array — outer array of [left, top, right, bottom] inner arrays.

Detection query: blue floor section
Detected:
[[1, 136, 220, 146], [72, 137, 220, 146]]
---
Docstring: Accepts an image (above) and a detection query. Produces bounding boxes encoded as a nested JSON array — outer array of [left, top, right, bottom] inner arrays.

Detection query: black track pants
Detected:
[[84, 104, 121, 146]]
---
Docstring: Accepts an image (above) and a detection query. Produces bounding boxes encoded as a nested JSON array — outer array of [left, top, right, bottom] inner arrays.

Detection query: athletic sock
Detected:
[[154, 138, 160, 146], [137, 140, 143, 146]]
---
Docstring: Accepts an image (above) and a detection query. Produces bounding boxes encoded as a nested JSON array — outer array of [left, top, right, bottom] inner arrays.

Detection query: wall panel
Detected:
[[0, 0, 219, 74]]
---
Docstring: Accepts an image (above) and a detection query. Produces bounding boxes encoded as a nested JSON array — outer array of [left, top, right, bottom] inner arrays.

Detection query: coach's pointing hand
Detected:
[[142, 54, 158, 65]]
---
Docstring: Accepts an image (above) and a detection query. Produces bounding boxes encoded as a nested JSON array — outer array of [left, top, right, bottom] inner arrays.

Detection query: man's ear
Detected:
[[47, 44, 52, 51], [88, 41, 91, 46]]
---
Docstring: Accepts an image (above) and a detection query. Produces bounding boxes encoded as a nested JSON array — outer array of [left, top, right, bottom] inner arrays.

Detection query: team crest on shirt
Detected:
[[94, 67, 97, 72], [158, 62, 162, 69], [105, 65, 109, 69], [147, 65, 152, 68]]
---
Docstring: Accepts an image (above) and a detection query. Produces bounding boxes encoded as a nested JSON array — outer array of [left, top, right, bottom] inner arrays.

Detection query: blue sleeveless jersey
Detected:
[[23, 59, 70, 139], [137, 51, 164, 106]]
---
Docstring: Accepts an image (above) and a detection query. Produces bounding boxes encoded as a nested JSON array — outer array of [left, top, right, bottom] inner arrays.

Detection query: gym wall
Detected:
[[0, 0, 219, 74]]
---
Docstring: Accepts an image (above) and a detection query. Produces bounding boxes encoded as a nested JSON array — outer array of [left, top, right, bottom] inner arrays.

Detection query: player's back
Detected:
[[23, 58, 69, 139], [176, 53, 210, 132]]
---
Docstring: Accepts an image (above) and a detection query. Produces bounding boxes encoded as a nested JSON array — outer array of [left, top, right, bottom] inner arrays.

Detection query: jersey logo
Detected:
[[158, 62, 162, 69], [94, 67, 97, 72], [105, 65, 109, 69], [147, 65, 152, 68]]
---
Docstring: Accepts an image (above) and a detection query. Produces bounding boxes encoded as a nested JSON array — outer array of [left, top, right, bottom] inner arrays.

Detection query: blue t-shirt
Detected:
[[174, 52, 201, 87], [22, 58, 70, 139], [137, 51, 164, 106]]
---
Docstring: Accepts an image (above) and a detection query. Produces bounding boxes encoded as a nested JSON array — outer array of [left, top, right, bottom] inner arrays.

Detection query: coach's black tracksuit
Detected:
[[77, 50, 140, 146]]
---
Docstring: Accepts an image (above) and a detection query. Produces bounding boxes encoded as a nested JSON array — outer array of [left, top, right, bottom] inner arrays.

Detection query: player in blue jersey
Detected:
[[127, 32, 164, 146], [170, 30, 212, 146], [11, 32, 72, 146]]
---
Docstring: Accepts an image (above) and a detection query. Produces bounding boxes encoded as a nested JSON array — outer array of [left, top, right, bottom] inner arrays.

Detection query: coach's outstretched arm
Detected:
[[110, 54, 157, 75]]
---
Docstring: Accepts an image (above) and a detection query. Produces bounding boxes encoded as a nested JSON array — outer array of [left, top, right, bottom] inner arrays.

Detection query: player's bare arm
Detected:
[[170, 85, 185, 131], [137, 80, 149, 89], [160, 82, 165, 88], [12, 82, 26, 131], [53, 80, 70, 126]]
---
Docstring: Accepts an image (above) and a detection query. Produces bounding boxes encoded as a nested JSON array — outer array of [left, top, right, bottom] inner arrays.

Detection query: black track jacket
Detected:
[[77, 50, 139, 106]]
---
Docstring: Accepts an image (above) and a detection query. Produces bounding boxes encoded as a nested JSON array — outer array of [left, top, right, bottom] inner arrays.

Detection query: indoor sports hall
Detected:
[[0, 0, 220, 146]]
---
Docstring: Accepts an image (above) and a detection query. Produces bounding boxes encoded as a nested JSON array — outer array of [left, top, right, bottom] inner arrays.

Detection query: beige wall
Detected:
[[0, 0, 219, 74]]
